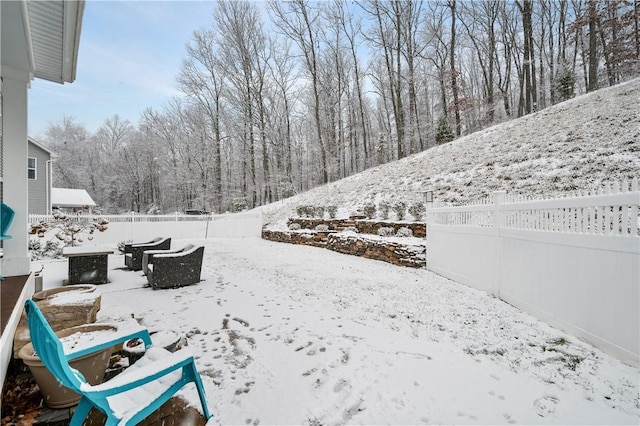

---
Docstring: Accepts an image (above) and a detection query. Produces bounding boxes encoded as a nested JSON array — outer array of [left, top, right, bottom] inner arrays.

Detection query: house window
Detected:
[[28, 157, 37, 180]]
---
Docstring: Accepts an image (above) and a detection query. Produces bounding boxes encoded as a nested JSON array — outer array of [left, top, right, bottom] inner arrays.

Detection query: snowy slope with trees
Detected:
[[261, 77, 640, 227]]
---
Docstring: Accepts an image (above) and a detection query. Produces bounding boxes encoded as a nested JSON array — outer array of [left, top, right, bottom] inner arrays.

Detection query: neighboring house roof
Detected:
[[52, 188, 96, 208], [28, 137, 57, 157]]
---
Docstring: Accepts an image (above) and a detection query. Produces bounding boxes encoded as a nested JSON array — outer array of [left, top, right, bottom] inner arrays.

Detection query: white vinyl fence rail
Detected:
[[28, 211, 263, 245], [426, 179, 640, 366]]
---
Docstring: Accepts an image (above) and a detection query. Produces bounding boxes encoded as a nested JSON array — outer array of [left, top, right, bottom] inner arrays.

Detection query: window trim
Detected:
[[28, 157, 37, 180]]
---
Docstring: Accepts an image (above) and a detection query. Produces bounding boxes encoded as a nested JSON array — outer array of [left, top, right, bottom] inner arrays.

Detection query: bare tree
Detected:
[[269, 0, 330, 184]]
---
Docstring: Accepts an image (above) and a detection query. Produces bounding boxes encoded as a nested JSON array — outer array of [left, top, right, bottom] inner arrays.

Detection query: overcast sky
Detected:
[[28, 0, 217, 138]]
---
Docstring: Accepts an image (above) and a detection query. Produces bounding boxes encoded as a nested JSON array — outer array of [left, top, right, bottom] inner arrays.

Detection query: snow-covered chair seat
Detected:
[[141, 244, 195, 276], [24, 299, 212, 425], [146, 245, 204, 289], [124, 237, 171, 271]]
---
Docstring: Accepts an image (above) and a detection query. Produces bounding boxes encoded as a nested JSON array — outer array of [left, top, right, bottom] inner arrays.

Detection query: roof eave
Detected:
[[61, 0, 85, 83], [28, 0, 85, 84]]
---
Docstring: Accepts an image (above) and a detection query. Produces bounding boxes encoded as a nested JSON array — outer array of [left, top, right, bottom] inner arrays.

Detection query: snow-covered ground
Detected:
[[25, 79, 640, 423], [260, 78, 640, 228], [35, 238, 639, 425]]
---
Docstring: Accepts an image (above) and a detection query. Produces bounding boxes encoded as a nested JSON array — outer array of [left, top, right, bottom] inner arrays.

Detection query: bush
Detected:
[[29, 212, 109, 247], [395, 227, 413, 237], [408, 203, 426, 221], [363, 203, 376, 219], [327, 205, 338, 219], [296, 205, 315, 218], [29, 239, 63, 260], [378, 201, 390, 220], [343, 226, 358, 234], [377, 227, 394, 237], [315, 206, 325, 219], [393, 202, 407, 220], [315, 224, 330, 232], [288, 223, 302, 231]]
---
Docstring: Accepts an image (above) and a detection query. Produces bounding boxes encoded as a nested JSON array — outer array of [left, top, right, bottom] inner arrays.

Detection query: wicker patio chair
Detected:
[[146, 245, 205, 289], [124, 237, 171, 271], [142, 244, 195, 276]]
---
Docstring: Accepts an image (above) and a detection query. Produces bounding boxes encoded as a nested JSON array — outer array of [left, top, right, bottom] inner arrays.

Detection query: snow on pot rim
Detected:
[[32, 284, 98, 305], [19, 323, 118, 359]]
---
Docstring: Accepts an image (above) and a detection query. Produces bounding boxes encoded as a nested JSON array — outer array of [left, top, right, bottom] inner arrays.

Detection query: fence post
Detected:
[[493, 191, 506, 297]]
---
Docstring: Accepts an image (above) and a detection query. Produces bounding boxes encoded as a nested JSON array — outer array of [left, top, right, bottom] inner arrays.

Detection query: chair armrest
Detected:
[[66, 322, 152, 362], [80, 348, 195, 395], [143, 249, 177, 256]]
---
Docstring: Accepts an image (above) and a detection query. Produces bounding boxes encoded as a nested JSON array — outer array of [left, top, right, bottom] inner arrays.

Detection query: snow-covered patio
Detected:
[[34, 237, 639, 425]]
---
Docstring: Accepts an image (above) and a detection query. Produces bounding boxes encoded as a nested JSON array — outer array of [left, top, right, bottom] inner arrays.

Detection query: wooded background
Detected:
[[41, 0, 639, 214]]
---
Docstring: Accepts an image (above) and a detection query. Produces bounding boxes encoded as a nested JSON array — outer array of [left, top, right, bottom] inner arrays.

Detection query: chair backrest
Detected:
[[1, 202, 15, 239], [24, 300, 86, 392]]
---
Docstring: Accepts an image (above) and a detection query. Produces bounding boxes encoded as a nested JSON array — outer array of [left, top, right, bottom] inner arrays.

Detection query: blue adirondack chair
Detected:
[[24, 300, 212, 425], [1, 202, 15, 240]]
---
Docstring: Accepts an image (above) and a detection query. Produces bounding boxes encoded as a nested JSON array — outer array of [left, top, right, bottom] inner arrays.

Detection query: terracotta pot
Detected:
[[18, 324, 117, 408]]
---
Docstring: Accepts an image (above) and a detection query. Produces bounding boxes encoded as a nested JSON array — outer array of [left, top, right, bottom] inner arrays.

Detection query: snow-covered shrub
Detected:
[[288, 223, 302, 231], [29, 239, 63, 260], [296, 205, 314, 218], [395, 227, 413, 238], [393, 202, 407, 220], [315, 224, 330, 232], [29, 213, 109, 247], [377, 227, 394, 237], [327, 205, 338, 219], [232, 200, 247, 212], [378, 201, 390, 220], [363, 203, 376, 219], [343, 226, 358, 234], [408, 203, 426, 221], [315, 206, 325, 218]]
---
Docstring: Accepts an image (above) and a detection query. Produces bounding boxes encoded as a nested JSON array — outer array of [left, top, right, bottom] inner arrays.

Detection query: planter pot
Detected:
[[18, 324, 117, 408], [32, 284, 97, 302], [13, 285, 100, 359]]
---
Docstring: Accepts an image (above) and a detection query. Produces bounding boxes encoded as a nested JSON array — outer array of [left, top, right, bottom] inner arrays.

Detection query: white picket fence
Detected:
[[426, 179, 640, 366], [28, 211, 263, 245]]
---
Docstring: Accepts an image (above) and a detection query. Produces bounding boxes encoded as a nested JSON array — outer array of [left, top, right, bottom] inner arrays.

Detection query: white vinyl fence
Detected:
[[28, 211, 263, 245], [426, 179, 640, 366]]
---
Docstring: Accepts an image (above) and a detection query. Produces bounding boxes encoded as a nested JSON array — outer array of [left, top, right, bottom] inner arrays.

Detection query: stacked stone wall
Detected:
[[286, 218, 426, 238], [262, 228, 425, 268]]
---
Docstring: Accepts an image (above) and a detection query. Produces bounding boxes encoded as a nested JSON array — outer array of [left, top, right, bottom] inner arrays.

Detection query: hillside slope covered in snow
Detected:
[[261, 78, 640, 226]]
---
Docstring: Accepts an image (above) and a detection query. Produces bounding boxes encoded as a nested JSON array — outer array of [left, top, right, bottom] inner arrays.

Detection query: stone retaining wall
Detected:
[[262, 229, 425, 268], [286, 218, 426, 238]]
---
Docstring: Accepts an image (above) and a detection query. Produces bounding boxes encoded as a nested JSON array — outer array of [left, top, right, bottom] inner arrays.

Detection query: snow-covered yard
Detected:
[[35, 237, 639, 425]]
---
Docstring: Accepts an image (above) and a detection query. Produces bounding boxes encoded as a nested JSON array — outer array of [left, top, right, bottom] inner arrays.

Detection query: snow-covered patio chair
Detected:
[[141, 244, 195, 276], [24, 299, 212, 425], [124, 237, 171, 271], [146, 245, 205, 289]]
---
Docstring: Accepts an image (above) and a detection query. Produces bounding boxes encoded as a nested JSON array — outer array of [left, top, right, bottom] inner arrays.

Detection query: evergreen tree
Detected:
[[554, 63, 576, 102], [435, 116, 455, 144]]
